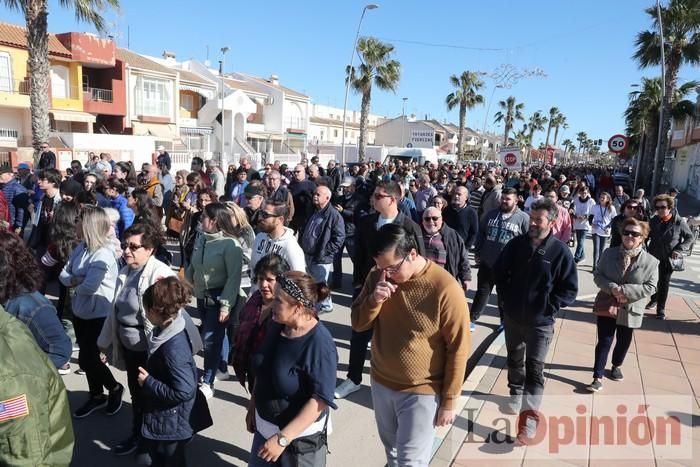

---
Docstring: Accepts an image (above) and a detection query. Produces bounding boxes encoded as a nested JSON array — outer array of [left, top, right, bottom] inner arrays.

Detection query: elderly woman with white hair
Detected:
[[206, 159, 226, 199]]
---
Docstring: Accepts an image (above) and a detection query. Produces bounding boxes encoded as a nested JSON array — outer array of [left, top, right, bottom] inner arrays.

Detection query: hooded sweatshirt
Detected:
[[250, 227, 307, 279]]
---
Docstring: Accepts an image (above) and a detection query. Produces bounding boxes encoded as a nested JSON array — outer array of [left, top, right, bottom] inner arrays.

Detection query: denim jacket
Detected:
[[4, 291, 72, 369]]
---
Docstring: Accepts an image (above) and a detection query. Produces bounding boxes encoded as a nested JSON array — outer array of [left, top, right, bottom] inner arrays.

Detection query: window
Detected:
[[181, 93, 194, 111], [136, 77, 171, 117], [50, 65, 70, 98], [0, 53, 11, 92], [320, 130, 325, 141], [334, 129, 338, 138]]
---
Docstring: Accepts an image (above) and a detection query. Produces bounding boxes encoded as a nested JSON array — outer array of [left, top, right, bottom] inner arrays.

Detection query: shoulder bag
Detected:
[[593, 290, 619, 319]]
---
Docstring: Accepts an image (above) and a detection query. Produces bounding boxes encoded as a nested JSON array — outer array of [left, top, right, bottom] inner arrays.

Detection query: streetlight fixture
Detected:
[[401, 97, 408, 147], [220, 46, 230, 167], [341, 3, 379, 164]]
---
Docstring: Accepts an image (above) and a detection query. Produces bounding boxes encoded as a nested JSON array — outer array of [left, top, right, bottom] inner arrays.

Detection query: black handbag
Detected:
[[190, 387, 213, 434], [287, 412, 329, 455]]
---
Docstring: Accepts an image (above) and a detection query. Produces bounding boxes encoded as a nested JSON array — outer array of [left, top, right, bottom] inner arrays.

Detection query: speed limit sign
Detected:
[[608, 134, 628, 154]]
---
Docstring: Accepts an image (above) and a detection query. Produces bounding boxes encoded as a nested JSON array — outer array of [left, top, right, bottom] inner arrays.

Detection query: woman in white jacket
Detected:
[[591, 192, 617, 271], [572, 184, 596, 264], [59, 205, 122, 419]]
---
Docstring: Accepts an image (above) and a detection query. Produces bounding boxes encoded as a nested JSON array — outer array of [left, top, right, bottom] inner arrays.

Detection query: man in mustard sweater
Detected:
[[351, 224, 470, 467]]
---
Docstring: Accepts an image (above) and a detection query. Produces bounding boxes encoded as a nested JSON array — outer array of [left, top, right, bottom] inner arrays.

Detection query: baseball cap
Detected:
[[340, 176, 355, 187], [16, 162, 31, 170]]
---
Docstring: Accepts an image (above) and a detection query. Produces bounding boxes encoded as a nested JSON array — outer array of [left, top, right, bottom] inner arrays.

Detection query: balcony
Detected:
[[0, 79, 30, 95], [83, 86, 113, 103], [0, 128, 19, 149], [0, 79, 31, 108]]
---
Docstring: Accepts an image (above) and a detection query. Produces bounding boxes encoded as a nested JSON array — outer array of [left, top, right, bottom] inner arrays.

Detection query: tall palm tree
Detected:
[[493, 96, 525, 145], [552, 112, 568, 146], [347, 37, 400, 162], [576, 131, 588, 163], [510, 124, 530, 152], [3, 0, 119, 157], [543, 106, 560, 153], [562, 137, 575, 163], [445, 71, 485, 158], [624, 76, 698, 189], [526, 111, 547, 163], [633, 0, 700, 193]]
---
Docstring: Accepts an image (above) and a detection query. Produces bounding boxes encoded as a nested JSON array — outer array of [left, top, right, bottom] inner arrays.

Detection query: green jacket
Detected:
[[0, 308, 74, 466], [185, 231, 244, 312]]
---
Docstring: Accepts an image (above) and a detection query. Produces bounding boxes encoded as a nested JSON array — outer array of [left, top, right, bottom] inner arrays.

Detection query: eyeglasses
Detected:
[[121, 242, 144, 252], [379, 255, 409, 275], [373, 193, 393, 200], [259, 211, 280, 219], [294, 170, 303, 173], [622, 230, 642, 238], [654, 205, 669, 210], [423, 216, 441, 222], [625, 205, 639, 210]]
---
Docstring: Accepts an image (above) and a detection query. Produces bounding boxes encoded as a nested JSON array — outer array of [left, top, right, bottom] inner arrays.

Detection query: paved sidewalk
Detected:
[[433, 295, 700, 466]]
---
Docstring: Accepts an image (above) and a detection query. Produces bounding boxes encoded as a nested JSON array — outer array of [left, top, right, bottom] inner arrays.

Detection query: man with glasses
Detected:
[[420, 206, 471, 293], [351, 223, 470, 467], [646, 194, 693, 319], [288, 164, 316, 233], [250, 200, 306, 276], [443, 186, 478, 250], [265, 170, 294, 225], [37, 143, 56, 170], [335, 181, 425, 400]]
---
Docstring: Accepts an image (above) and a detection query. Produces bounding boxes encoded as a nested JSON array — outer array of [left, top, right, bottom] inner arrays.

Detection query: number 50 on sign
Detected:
[[608, 134, 628, 154]]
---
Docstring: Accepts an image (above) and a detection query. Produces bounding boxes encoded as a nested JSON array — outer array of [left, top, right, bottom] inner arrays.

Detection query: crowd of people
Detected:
[[0, 146, 696, 466]]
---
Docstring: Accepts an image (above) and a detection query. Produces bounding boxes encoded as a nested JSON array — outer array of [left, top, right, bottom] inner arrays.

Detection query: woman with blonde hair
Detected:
[[591, 191, 617, 271], [60, 205, 122, 418], [165, 169, 191, 236]]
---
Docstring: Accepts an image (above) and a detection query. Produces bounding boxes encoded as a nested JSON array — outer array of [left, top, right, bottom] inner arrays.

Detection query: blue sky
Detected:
[[5, 0, 693, 146]]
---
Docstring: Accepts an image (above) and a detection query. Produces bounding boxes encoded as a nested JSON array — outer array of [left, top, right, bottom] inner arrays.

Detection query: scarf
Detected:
[[660, 214, 672, 223], [147, 311, 186, 356], [622, 245, 643, 274]]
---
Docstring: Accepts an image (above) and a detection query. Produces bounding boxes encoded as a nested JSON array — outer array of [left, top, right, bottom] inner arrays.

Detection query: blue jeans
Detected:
[[306, 258, 333, 312], [574, 230, 587, 263], [198, 298, 229, 386], [591, 234, 608, 270]]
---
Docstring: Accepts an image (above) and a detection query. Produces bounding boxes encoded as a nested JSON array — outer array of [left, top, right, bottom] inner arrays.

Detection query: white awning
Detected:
[[132, 122, 179, 139], [50, 110, 96, 124], [247, 131, 283, 140], [180, 126, 213, 135], [180, 84, 215, 99]]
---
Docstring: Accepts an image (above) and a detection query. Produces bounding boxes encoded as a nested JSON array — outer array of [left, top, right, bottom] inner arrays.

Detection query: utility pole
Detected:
[[401, 97, 407, 147], [651, 0, 665, 196]]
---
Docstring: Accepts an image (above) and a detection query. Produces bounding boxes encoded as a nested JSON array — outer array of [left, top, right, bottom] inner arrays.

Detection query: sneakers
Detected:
[[470, 322, 476, 332], [610, 366, 624, 381], [646, 300, 657, 310], [112, 436, 138, 456], [516, 415, 539, 446], [319, 306, 334, 315], [586, 378, 603, 392], [58, 363, 71, 375], [503, 395, 521, 415], [656, 313, 666, 320], [215, 369, 230, 381], [199, 383, 214, 400], [334, 378, 361, 399], [106, 383, 124, 416], [74, 395, 108, 419]]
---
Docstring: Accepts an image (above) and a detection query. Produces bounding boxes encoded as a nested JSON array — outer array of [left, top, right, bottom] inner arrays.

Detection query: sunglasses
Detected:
[[622, 230, 642, 238], [259, 211, 280, 219], [654, 205, 668, 210], [423, 216, 440, 222], [121, 242, 144, 252], [373, 193, 393, 200]]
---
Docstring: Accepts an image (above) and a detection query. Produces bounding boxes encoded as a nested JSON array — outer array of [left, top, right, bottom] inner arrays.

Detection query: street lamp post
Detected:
[[401, 97, 407, 147], [650, 0, 665, 197], [220, 46, 230, 167], [480, 84, 503, 159], [341, 3, 378, 165]]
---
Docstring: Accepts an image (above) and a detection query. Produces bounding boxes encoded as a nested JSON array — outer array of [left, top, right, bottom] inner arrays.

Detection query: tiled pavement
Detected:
[[433, 295, 700, 466]]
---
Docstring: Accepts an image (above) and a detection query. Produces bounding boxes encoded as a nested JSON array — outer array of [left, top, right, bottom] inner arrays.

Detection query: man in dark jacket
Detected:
[[265, 170, 294, 225], [289, 164, 316, 233], [326, 160, 342, 194], [38, 143, 56, 170], [443, 185, 479, 249], [421, 206, 471, 289], [300, 185, 345, 313], [494, 198, 578, 444], [646, 194, 694, 319], [335, 180, 425, 400], [331, 176, 363, 288]]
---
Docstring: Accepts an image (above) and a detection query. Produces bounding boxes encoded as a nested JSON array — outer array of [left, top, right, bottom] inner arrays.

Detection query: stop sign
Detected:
[[504, 153, 517, 165]]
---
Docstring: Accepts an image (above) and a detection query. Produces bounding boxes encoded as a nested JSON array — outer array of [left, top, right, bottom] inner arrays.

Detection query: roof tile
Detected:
[[0, 21, 71, 58]]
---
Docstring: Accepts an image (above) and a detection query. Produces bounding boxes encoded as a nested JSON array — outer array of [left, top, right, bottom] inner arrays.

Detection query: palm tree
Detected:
[[633, 0, 700, 193], [552, 112, 568, 147], [576, 131, 588, 163], [493, 96, 525, 145], [3, 0, 119, 158], [624, 76, 698, 189], [562, 137, 575, 163], [445, 71, 485, 158], [543, 106, 560, 154], [347, 37, 401, 162], [526, 111, 547, 163], [510, 125, 530, 152]]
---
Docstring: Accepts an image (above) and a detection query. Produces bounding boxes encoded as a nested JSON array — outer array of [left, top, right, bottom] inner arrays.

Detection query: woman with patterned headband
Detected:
[[246, 271, 338, 466]]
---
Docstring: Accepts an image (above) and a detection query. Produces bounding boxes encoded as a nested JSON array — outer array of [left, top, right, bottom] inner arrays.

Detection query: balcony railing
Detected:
[[0, 79, 30, 95], [83, 86, 113, 103], [0, 128, 19, 138]]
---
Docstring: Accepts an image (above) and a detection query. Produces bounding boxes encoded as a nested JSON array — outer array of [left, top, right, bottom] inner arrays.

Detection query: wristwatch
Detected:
[[276, 432, 290, 447]]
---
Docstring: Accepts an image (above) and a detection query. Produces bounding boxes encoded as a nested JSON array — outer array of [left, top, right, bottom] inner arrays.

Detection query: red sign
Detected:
[[504, 152, 517, 165], [608, 134, 628, 154]]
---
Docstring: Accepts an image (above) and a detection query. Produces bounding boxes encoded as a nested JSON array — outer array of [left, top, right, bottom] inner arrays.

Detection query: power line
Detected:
[[377, 37, 505, 52]]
